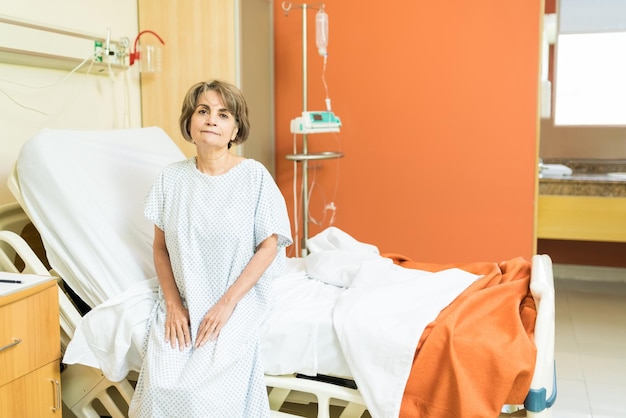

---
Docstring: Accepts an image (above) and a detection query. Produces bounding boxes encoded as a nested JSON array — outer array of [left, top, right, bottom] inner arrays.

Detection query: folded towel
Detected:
[[541, 163, 572, 176]]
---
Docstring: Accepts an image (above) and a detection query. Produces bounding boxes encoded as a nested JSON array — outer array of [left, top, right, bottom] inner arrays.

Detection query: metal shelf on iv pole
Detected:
[[282, 1, 343, 257], [285, 133, 343, 258], [285, 151, 343, 161]]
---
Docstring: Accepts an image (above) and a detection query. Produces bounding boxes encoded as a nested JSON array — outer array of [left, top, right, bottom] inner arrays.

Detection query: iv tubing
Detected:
[[292, 133, 300, 256]]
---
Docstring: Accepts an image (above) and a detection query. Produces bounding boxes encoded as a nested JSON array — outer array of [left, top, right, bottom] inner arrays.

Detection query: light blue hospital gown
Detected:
[[129, 158, 292, 418]]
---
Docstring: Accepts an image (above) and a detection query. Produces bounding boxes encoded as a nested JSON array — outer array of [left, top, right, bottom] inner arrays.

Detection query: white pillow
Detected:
[[307, 226, 379, 254], [305, 250, 381, 288]]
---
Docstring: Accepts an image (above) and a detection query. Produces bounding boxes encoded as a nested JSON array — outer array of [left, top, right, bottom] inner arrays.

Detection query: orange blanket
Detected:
[[382, 254, 537, 418]]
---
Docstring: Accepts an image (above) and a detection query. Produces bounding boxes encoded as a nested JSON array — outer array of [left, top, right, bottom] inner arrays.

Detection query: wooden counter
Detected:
[[537, 159, 626, 243], [537, 195, 626, 242]]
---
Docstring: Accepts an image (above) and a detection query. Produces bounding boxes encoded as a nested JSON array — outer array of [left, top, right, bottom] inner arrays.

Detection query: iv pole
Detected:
[[299, 3, 311, 258], [283, 2, 316, 257], [283, 2, 341, 257]]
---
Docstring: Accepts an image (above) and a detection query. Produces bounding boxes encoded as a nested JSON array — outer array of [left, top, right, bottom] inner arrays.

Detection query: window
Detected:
[[553, 0, 626, 126]]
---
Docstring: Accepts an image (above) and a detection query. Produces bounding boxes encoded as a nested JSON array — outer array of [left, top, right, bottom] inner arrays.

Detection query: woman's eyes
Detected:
[[196, 108, 230, 119]]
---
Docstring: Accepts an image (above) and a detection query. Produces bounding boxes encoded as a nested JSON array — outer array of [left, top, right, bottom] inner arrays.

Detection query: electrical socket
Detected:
[[94, 41, 104, 62], [116, 37, 130, 65], [93, 38, 128, 66]]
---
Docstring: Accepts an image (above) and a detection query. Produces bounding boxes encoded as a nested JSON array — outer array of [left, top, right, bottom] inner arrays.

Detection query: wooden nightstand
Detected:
[[0, 278, 62, 417]]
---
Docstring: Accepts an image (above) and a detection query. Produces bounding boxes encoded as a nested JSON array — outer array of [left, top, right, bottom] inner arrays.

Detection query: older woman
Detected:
[[129, 80, 292, 417]]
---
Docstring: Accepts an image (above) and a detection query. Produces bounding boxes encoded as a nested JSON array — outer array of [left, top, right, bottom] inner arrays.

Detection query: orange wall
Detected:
[[274, 1, 543, 263]]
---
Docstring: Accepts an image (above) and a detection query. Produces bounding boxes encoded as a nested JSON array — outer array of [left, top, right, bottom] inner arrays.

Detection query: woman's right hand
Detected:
[[153, 226, 191, 350], [164, 302, 191, 350]]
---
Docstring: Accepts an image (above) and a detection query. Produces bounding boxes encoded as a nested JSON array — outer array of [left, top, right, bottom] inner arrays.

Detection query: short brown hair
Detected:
[[179, 80, 250, 146]]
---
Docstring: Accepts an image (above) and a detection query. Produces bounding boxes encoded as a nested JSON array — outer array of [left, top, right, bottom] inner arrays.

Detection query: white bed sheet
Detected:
[[63, 231, 479, 418], [261, 257, 352, 378], [62, 256, 355, 382]]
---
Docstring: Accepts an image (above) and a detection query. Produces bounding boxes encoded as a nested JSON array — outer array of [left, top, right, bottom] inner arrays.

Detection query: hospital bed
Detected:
[[1, 127, 556, 418]]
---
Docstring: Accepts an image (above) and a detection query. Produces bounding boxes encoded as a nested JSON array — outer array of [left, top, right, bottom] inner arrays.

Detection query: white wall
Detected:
[[0, 0, 141, 204]]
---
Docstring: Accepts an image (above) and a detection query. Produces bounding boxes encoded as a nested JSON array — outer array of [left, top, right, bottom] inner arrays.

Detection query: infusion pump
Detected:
[[290, 111, 342, 134]]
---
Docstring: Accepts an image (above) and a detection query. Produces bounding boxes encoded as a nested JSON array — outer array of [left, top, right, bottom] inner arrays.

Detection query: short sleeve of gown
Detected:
[[144, 171, 165, 230], [255, 167, 292, 250]]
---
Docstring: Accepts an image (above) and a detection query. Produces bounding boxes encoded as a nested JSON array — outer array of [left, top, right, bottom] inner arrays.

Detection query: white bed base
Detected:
[[0, 201, 555, 417]]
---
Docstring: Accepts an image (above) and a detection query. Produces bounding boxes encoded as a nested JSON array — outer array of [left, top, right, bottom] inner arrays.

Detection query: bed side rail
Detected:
[[0, 229, 81, 347], [525, 254, 557, 417]]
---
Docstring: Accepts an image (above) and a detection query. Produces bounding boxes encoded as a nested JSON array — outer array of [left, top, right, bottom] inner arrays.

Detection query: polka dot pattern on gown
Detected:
[[129, 158, 292, 418]]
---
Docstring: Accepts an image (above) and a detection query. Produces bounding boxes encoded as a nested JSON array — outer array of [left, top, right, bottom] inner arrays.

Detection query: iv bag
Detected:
[[316, 8, 329, 56]]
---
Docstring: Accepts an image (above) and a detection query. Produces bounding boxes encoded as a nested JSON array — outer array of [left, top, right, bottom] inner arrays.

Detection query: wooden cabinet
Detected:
[[137, 0, 276, 173], [0, 280, 61, 417], [537, 195, 626, 242]]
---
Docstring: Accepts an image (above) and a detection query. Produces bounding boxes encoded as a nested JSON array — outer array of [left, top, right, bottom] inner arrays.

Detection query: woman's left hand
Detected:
[[195, 299, 236, 347]]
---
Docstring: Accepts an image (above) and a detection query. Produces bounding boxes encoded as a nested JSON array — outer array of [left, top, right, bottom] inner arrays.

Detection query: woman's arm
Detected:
[[195, 233, 278, 348], [153, 225, 191, 350]]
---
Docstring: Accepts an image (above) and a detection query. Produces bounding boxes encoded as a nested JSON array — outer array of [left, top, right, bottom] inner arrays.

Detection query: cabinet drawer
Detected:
[[0, 360, 62, 417], [0, 283, 60, 386], [537, 195, 626, 242]]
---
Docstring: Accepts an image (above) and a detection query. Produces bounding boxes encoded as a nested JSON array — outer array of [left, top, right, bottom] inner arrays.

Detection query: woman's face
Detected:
[[189, 90, 238, 148]]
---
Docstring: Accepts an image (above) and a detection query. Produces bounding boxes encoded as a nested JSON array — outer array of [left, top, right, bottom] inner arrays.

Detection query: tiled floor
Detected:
[[551, 277, 626, 418]]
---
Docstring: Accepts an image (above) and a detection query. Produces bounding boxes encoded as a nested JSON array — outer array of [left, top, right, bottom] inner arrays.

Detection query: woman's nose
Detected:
[[205, 113, 218, 125]]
